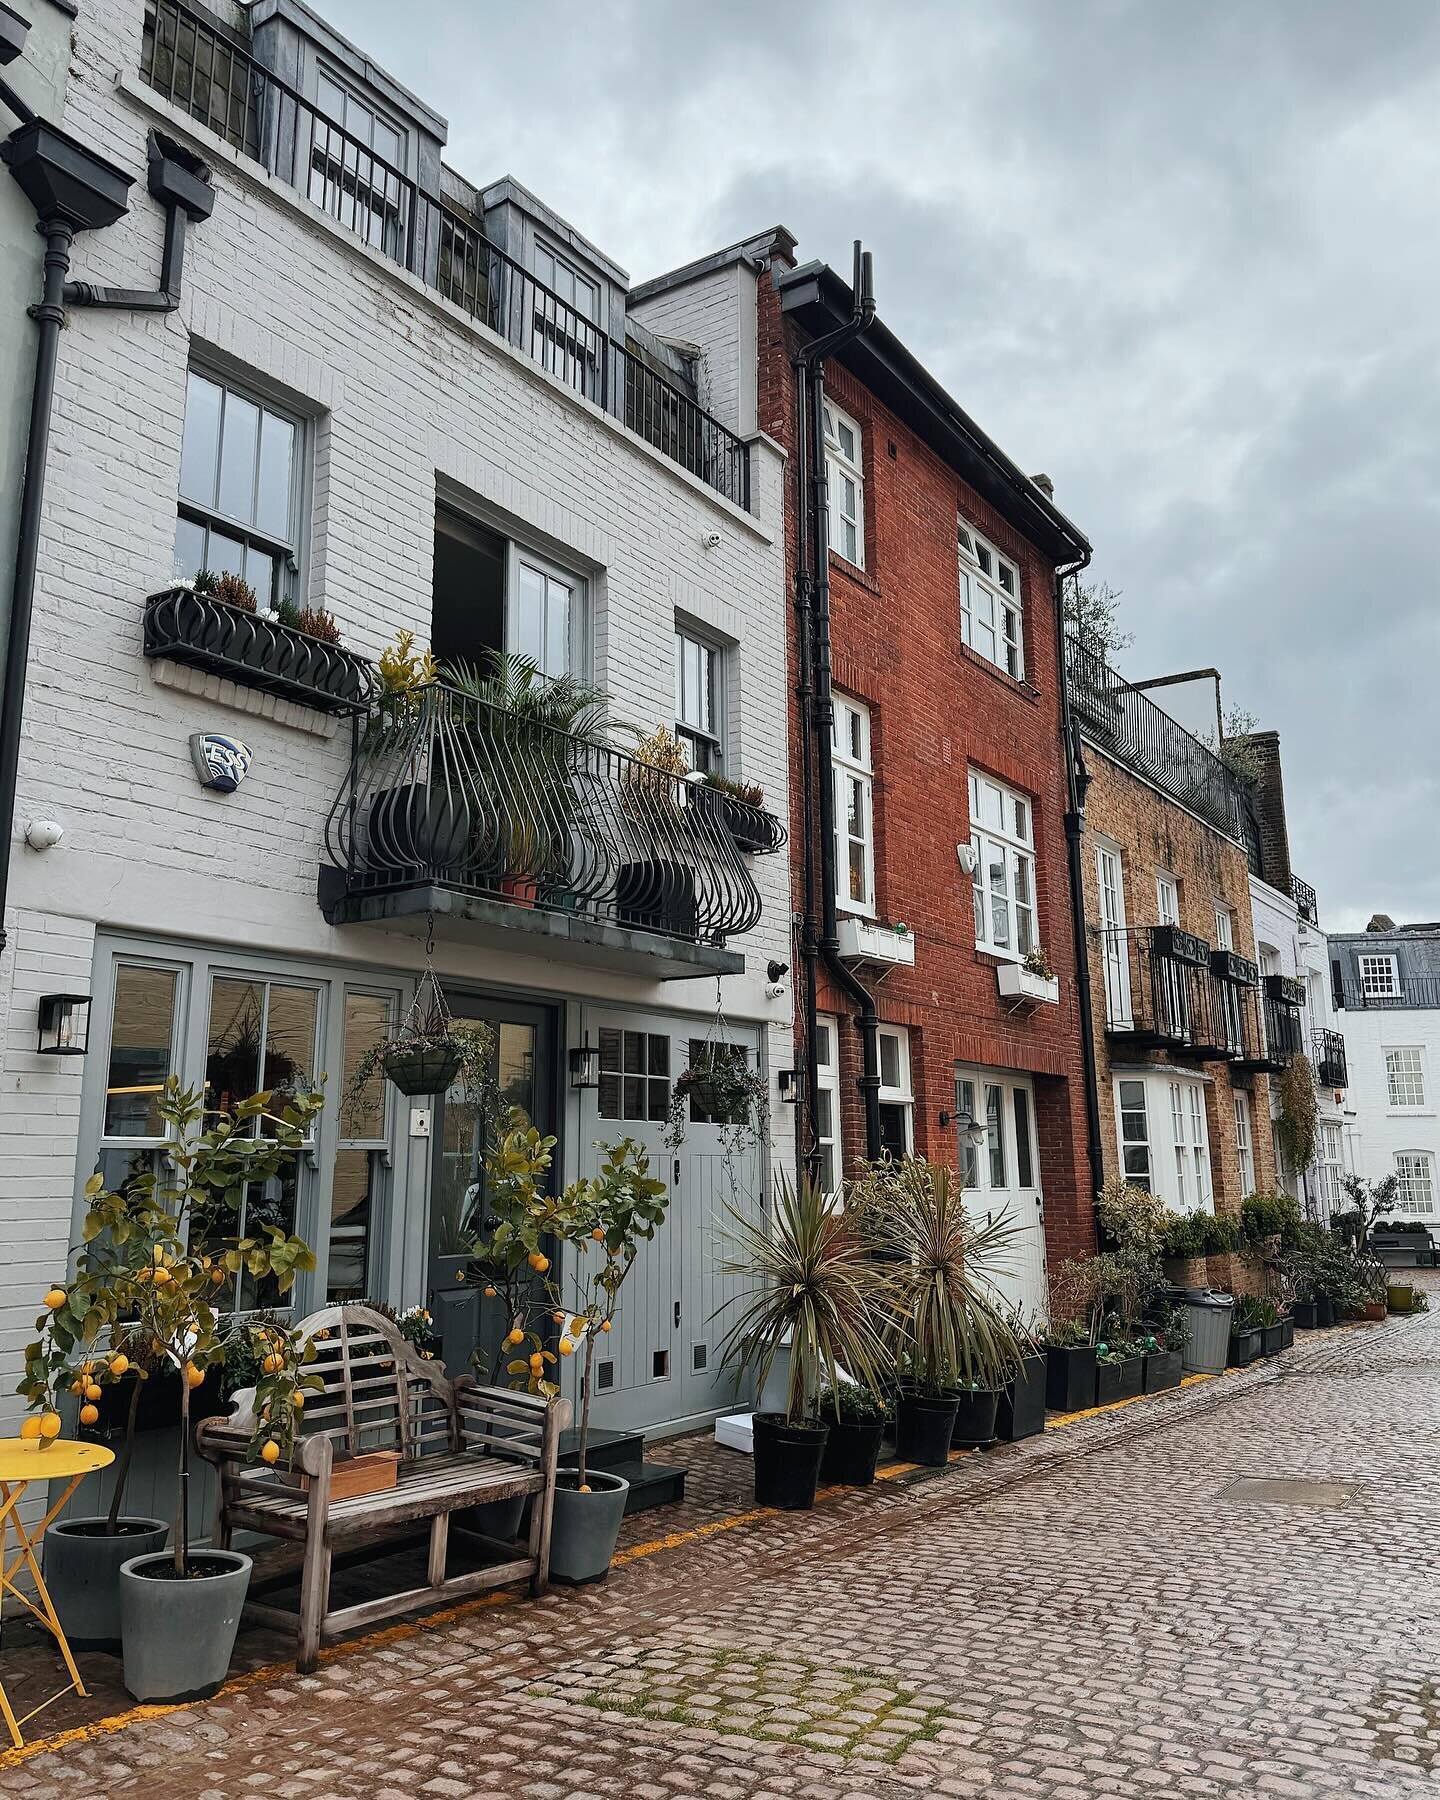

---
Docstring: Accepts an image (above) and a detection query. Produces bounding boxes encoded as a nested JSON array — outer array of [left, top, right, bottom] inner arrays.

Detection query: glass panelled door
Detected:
[[428, 995, 556, 1376], [1156, 874, 1190, 1038], [1097, 847, 1131, 1027], [955, 1067, 1048, 1322]]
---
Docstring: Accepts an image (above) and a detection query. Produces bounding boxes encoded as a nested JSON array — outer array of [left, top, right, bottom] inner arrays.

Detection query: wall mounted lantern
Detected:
[[37, 993, 91, 1056], [568, 1038, 600, 1090]]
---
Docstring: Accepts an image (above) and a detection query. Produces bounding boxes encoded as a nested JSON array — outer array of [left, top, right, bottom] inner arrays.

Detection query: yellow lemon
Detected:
[[20, 1416, 41, 1441], [600, 1319, 612, 1333], [43, 1287, 67, 1310], [260, 1439, 281, 1465], [39, 1412, 62, 1440], [506, 1328, 525, 1347], [210, 1267, 224, 1284], [79, 1403, 99, 1426], [316, 1329, 330, 1340], [184, 1362, 206, 1389], [262, 1353, 283, 1375], [590, 1228, 604, 1243], [291, 1390, 306, 1408], [528, 1352, 544, 1371], [558, 1337, 574, 1356], [528, 1252, 549, 1273], [578, 1483, 592, 1493], [68, 1378, 84, 1396], [483, 1285, 497, 1298], [152, 1266, 171, 1285], [84, 1382, 102, 1402], [109, 1354, 129, 1377]]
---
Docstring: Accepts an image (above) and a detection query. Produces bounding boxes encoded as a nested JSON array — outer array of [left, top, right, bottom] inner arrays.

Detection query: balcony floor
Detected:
[[319, 877, 744, 981]]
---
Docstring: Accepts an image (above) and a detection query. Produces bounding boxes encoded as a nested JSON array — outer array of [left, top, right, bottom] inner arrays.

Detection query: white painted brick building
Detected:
[[0, 0, 793, 1446]]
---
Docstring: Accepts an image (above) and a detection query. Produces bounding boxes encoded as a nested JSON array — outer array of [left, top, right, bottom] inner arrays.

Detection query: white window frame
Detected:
[[832, 694, 875, 917], [815, 1014, 843, 1200], [958, 516, 1024, 680], [1234, 1090, 1255, 1196], [1385, 1046, 1428, 1111], [1113, 1070, 1213, 1212], [1213, 905, 1234, 950], [507, 542, 588, 683], [1098, 842, 1131, 1027], [969, 769, 1037, 961], [1395, 1150, 1436, 1215], [174, 366, 307, 606], [1315, 1120, 1345, 1216], [877, 1025, 913, 1157], [824, 400, 865, 569], [1359, 953, 1400, 999], [1156, 873, 1180, 926], [674, 624, 724, 774]]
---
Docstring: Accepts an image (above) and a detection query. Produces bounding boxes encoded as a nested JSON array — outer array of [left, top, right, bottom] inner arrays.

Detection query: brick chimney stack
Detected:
[[1239, 730, 1292, 895]]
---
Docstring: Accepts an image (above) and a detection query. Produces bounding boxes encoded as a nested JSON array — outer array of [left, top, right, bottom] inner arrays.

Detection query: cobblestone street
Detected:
[[5, 1305, 1439, 1799]]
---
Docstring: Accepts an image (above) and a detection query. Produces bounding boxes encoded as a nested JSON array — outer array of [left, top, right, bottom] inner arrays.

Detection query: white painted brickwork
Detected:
[[631, 260, 754, 438], [0, 0, 793, 1434]]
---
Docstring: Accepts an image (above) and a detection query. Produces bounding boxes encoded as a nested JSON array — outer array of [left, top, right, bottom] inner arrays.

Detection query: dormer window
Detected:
[[533, 243, 600, 322], [310, 70, 407, 256]]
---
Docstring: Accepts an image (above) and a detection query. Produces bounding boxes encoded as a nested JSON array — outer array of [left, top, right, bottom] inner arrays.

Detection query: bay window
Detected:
[[969, 769, 1037, 958], [1113, 1070, 1214, 1210]]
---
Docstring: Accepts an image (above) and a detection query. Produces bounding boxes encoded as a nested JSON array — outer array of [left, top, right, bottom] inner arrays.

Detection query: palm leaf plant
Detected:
[[852, 1159, 1023, 1465], [716, 1175, 891, 1509]]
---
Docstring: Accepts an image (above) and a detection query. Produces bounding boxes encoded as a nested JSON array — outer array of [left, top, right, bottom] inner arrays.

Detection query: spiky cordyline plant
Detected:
[[716, 1176, 890, 1425], [855, 1159, 1023, 1394]]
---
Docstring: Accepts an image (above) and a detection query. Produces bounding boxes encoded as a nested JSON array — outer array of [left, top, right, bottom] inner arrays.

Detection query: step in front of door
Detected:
[[558, 1425, 646, 1473]]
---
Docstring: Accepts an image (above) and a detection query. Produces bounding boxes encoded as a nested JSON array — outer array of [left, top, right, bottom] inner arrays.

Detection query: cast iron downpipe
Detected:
[[0, 122, 212, 955], [1053, 552, 1106, 1218], [794, 242, 881, 1176]]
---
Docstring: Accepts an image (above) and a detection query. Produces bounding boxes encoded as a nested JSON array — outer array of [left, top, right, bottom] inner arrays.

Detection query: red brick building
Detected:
[[758, 241, 1100, 1301]]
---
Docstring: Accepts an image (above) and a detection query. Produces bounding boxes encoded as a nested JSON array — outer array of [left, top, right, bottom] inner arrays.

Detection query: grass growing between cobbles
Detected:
[[529, 1642, 948, 1764]]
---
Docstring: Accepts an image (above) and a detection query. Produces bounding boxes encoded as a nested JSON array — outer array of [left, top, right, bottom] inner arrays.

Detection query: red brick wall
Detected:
[[757, 256, 1096, 1268]]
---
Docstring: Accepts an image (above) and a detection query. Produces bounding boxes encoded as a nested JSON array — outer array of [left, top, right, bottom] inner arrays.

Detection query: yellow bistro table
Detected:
[[0, 1437, 115, 1748]]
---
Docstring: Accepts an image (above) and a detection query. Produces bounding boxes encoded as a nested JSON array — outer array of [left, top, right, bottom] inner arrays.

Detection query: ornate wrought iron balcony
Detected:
[[319, 683, 782, 975], [140, 0, 750, 509], [1100, 925, 1213, 1052], [1291, 875, 1319, 925], [1313, 1028, 1348, 1090]]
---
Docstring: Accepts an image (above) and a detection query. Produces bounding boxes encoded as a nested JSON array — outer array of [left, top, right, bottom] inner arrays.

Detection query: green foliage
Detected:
[[701, 770, 765, 808], [1161, 1209, 1242, 1258], [1063, 576, 1132, 660], [342, 1015, 496, 1133], [376, 627, 437, 695], [1049, 1251, 1162, 1342], [1095, 1179, 1170, 1263], [718, 1175, 890, 1426], [443, 650, 612, 744], [817, 1382, 891, 1425], [1274, 1056, 1319, 1174], [855, 1159, 1023, 1394], [1240, 1190, 1303, 1247], [665, 1043, 769, 1154]]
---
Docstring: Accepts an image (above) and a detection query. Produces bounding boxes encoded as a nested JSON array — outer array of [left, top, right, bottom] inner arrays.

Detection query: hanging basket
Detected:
[[382, 1042, 465, 1096]]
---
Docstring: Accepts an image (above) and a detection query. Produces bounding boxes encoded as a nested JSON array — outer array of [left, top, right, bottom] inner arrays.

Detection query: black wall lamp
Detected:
[[778, 1068, 801, 1105], [568, 1037, 600, 1090], [37, 992, 90, 1055]]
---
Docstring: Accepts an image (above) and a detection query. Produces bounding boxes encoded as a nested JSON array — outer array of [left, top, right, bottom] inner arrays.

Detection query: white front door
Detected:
[[955, 1067, 1048, 1323]]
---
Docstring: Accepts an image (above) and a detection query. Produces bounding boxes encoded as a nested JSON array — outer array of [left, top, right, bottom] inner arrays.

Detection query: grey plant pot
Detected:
[[119, 1549, 252, 1702], [457, 1492, 528, 1544], [549, 1471, 629, 1586], [43, 1516, 169, 1650]]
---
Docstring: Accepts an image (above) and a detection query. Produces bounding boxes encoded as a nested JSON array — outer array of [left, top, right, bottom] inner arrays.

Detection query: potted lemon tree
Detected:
[[19, 1078, 322, 1702], [538, 1140, 669, 1581]]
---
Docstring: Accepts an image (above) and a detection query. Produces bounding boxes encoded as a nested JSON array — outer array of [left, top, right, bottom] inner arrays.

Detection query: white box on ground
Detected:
[[715, 1412, 754, 1454]]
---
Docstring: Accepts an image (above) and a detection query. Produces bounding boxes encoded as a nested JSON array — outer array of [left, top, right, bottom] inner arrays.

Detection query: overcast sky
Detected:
[[348, 0, 1440, 931]]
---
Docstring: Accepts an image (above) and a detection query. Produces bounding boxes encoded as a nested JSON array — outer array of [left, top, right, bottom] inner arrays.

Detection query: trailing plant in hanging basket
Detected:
[[341, 968, 497, 1123], [664, 1043, 769, 1151]]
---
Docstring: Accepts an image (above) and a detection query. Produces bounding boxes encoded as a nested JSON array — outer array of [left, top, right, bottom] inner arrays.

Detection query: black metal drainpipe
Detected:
[[0, 131, 211, 956], [794, 242, 881, 1169], [1053, 554, 1106, 1222]]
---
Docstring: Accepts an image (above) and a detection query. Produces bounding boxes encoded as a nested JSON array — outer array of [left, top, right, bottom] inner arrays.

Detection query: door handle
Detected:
[[673, 1300, 681, 1328], [673, 1158, 681, 1186]]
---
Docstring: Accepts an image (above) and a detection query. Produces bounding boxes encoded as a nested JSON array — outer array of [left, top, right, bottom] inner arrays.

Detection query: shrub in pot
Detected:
[[951, 1383, 1000, 1448], [719, 1176, 889, 1509], [853, 1160, 1022, 1468], [996, 1326, 1048, 1441], [818, 1383, 890, 1486], [1094, 1338, 1145, 1403], [20, 1078, 324, 1700], [1140, 1305, 1187, 1392], [1039, 1319, 1097, 1412], [343, 970, 497, 1107], [540, 1139, 670, 1581]]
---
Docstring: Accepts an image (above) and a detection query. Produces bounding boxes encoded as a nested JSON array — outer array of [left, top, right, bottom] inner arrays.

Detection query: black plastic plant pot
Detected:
[[94, 1366, 227, 1434], [819, 1417, 885, 1487], [1280, 1318, 1295, 1348], [1292, 1301, 1321, 1329], [1143, 1349, 1184, 1394], [997, 1353, 1048, 1441], [1045, 1343, 1097, 1413], [1316, 1296, 1336, 1327], [751, 1413, 828, 1510], [382, 1043, 464, 1096], [1228, 1328, 1262, 1368], [1261, 1324, 1284, 1357], [894, 1390, 960, 1467], [1095, 1357, 1144, 1405], [368, 784, 472, 876], [950, 1387, 1000, 1448]]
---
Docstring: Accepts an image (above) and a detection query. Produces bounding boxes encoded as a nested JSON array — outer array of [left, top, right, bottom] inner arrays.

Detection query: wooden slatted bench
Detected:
[[196, 1303, 570, 1671]]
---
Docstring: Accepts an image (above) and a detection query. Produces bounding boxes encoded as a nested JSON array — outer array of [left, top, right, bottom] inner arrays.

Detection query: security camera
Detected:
[[25, 819, 63, 850], [700, 528, 723, 551]]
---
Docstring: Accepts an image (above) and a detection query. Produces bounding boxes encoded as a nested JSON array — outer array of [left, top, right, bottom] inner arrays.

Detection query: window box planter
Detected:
[[1045, 1343, 1097, 1413], [996, 1351, 1048, 1441], [1292, 1300, 1321, 1330], [1143, 1349, 1184, 1393], [1280, 1317, 1295, 1348], [835, 917, 915, 967], [144, 587, 376, 715], [950, 1387, 1000, 1449], [995, 962, 1060, 1006], [1095, 1355, 1144, 1405], [1228, 1327, 1262, 1368], [1261, 1324, 1284, 1357]]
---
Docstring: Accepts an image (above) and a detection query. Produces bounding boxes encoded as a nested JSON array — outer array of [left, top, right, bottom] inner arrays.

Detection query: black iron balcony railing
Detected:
[[1334, 973, 1440, 1011], [1313, 1029, 1348, 1089], [1292, 875, 1319, 925], [1100, 925, 1214, 1051], [1066, 638, 1246, 843], [1209, 950, 1260, 1063], [140, 0, 750, 510], [1250, 974, 1306, 1073], [321, 683, 781, 945]]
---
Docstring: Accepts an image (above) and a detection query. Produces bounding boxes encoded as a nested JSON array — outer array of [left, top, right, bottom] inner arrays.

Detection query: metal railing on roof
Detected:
[[140, 0, 750, 509], [1066, 636, 1246, 842]]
